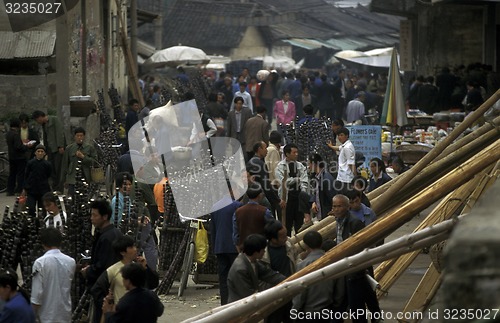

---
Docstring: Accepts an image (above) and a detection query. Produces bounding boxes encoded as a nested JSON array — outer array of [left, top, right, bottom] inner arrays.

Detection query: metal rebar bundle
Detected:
[[158, 182, 183, 272], [155, 226, 190, 295], [108, 83, 124, 126]]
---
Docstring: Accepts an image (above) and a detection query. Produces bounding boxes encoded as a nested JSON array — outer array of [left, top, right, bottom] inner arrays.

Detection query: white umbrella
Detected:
[[144, 46, 210, 68], [253, 55, 302, 72], [205, 55, 231, 70]]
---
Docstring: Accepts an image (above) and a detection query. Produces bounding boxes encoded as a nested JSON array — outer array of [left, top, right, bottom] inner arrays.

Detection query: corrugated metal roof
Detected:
[[324, 38, 370, 50], [0, 30, 56, 59], [283, 39, 327, 50], [137, 39, 156, 57]]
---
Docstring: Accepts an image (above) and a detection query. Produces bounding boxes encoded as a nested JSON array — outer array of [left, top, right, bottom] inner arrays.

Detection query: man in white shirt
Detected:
[[327, 127, 356, 192], [31, 227, 76, 323], [230, 82, 253, 113]]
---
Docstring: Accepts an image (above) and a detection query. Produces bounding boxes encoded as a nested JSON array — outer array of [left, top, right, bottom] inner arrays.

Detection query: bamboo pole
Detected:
[[390, 162, 499, 320], [187, 141, 499, 322], [306, 140, 499, 279], [294, 113, 500, 250], [369, 124, 499, 216], [290, 215, 335, 249], [115, 0, 144, 107], [402, 263, 442, 323], [438, 115, 500, 161], [184, 217, 457, 323], [374, 166, 493, 294], [461, 160, 500, 214], [367, 113, 500, 203], [248, 140, 499, 321]]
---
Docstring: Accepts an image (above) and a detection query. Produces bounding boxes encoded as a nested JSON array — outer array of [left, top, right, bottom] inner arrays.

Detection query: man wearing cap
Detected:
[[22, 144, 52, 216]]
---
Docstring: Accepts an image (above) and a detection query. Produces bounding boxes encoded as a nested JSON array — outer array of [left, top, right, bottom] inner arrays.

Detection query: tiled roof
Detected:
[[162, 1, 256, 50], [157, 0, 400, 52]]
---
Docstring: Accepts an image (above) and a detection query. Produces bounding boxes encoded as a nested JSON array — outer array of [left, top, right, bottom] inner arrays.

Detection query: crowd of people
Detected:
[[2, 61, 497, 323]]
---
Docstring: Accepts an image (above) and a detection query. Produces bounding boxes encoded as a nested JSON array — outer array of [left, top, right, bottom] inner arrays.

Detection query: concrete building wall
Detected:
[[106, 1, 128, 105], [231, 26, 268, 59], [0, 74, 57, 117], [416, 4, 484, 77], [66, 0, 128, 103]]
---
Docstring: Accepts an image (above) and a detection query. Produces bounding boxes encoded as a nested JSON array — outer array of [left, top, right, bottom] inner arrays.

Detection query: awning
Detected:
[[0, 30, 56, 59], [137, 39, 156, 58], [282, 38, 337, 50]]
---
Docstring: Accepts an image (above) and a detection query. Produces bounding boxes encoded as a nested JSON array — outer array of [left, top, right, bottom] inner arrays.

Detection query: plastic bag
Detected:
[[194, 222, 209, 264]]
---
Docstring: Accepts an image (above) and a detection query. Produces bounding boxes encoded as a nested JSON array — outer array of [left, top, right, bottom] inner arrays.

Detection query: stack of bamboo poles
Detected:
[[185, 216, 461, 323], [399, 161, 499, 322], [289, 91, 500, 251], [185, 89, 500, 322]]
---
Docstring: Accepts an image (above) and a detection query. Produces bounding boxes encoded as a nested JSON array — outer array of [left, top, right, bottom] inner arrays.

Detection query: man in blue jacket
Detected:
[[210, 190, 243, 305]]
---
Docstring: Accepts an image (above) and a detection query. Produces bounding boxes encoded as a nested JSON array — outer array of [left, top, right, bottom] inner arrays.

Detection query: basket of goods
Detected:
[[449, 112, 465, 122], [395, 144, 432, 165]]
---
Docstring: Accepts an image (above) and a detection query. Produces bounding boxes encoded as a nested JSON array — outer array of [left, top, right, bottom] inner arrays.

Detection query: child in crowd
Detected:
[[22, 144, 51, 216]]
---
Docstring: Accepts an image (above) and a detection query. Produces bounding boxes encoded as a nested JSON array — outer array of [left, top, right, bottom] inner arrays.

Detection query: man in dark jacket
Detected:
[[210, 193, 243, 305], [32, 110, 66, 192], [227, 234, 285, 303], [6, 118, 30, 195], [22, 144, 51, 216], [331, 194, 382, 323], [102, 263, 164, 323], [232, 184, 274, 251], [308, 154, 336, 221], [81, 199, 123, 323]]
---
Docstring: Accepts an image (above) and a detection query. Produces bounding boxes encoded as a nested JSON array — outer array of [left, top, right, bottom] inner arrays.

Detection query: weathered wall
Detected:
[[440, 180, 500, 312], [416, 4, 485, 76], [66, 0, 127, 103], [0, 74, 57, 116], [106, 1, 128, 104], [231, 26, 268, 59]]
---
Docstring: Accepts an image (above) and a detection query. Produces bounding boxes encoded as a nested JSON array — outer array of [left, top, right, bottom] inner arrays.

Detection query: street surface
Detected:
[[0, 192, 433, 323]]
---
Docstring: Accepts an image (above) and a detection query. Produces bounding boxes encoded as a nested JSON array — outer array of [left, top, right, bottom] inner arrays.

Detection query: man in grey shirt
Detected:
[[292, 231, 344, 322], [346, 91, 367, 124]]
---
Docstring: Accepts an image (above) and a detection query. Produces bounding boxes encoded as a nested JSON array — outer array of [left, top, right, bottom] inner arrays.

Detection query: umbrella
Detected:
[[144, 46, 210, 68], [380, 48, 407, 127], [253, 55, 302, 72], [205, 55, 231, 70]]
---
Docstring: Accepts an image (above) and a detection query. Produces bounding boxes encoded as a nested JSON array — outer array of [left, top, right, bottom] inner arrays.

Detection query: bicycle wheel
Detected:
[[178, 242, 195, 298], [0, 157, 9, 193]]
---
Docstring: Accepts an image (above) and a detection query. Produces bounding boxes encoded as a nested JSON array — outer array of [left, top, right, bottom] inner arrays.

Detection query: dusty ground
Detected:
[[0, 193, 434, 323]]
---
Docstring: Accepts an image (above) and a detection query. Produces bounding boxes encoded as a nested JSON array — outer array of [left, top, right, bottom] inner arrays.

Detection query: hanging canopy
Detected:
[[334, 47, 399, 69]]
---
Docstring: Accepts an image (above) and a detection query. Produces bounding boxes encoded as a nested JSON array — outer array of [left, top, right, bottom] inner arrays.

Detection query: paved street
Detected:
[[0, 191, 434, 322]]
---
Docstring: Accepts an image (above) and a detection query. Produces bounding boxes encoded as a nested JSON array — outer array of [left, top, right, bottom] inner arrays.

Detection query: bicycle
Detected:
[[0, 152, 9, 193], [177, 214, 207, 298]]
